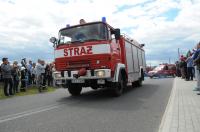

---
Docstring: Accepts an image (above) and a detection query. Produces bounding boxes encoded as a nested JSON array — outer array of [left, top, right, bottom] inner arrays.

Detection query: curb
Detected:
[[158, 78, 177, 132]]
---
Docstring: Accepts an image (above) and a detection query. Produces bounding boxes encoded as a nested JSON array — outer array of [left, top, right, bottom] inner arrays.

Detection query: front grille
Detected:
[[56, 61, 67, 70], [68, 60, 90, 69]]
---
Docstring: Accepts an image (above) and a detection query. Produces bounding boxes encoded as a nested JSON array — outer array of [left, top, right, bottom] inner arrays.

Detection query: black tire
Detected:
[[172, 74, 176, 78], [135, 78, 142, 87], [112, 72, 126, 97], [68, 84, 82, 96], [91, 86, 98, 90], [135, 71, 143, 87]]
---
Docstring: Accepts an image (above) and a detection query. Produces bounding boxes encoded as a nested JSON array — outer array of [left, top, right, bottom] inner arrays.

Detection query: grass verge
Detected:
[[0, 83, 56, 100]]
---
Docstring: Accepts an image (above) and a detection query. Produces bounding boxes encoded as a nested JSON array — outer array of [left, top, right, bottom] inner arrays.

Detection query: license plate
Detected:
[[71, 79, 85, 83], [56, 80, 62, 85], [97, 79, 105, 84]]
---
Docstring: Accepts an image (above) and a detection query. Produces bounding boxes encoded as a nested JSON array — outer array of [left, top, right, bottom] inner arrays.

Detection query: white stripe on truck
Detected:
[[55, 44, 110, 58]]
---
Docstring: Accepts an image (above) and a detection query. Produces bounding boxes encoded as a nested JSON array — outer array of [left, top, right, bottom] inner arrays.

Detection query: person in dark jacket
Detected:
[[0, 66, 3, 82], [186, 54, 194, 81], [179, 56, 187, 79], [0, 58, 14, 96], [175, 61, 181, 77], [31, 63, 37, 85], [12, 61, 20, 93], [27, 60, 32, 85], [45, 64, 53, 86]]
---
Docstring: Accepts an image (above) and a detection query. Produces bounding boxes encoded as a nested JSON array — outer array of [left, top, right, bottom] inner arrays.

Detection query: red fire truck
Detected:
[[50, 19, 146, 96]]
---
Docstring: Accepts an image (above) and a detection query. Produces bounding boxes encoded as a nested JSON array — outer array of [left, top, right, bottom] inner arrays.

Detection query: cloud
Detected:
[[0, 0, 199, 66]]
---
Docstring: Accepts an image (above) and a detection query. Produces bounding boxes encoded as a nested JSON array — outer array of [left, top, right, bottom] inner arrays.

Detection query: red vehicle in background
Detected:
[[148, 64, 176, 78]]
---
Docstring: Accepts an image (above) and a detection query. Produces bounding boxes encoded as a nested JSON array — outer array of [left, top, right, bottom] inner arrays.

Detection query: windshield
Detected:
[[154, 65, 164, 71], [58, 23, 108, 44]]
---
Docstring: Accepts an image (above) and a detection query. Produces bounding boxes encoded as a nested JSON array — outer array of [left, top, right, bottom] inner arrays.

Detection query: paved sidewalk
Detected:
[[159, 78, 200, 132]]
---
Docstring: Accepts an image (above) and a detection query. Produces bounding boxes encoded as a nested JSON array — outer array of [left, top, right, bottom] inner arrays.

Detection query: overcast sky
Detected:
[[0, 0, 200, 65]]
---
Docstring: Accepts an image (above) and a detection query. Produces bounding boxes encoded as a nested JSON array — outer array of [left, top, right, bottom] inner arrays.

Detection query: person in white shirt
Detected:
[[36, 59, 45, 92]]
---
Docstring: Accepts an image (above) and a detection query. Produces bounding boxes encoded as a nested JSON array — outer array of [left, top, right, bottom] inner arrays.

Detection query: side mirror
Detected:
[[49, 37, 58, 48], [50, 37, 57, 44], [139, 43, 145, 48], [114, 28, 121, 40]]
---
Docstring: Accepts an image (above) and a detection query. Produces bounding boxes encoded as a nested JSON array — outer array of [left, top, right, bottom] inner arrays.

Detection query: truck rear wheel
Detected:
[[135, 79, 142, 87], [134, 70, 143, 87], [68, 84, 82, 96], [112, 73, 126, 97]]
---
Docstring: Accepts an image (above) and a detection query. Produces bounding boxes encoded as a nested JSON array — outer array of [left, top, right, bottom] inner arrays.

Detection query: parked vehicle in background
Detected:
[[50, 18, 146, 96], [148, 64, 176, 78]]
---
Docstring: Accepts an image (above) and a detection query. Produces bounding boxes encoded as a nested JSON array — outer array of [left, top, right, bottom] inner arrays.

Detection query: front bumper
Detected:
[[53, 69, 112, 84]]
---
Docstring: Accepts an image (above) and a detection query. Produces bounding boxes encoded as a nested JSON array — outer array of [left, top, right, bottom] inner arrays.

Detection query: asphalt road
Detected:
[[0, 78, 174, 132]]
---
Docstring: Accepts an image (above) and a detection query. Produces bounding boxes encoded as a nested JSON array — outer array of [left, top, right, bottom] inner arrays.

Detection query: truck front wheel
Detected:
[[68, 84, 82, 96], [135, 78, 142, 87], [112, 73, 126, 97]]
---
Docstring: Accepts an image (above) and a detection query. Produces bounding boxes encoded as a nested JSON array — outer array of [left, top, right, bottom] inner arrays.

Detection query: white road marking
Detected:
[[0, 105, 59, 124]]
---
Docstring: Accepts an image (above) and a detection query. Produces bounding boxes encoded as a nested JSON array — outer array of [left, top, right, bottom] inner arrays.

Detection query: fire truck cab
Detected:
[[50, 20, 146, 96]]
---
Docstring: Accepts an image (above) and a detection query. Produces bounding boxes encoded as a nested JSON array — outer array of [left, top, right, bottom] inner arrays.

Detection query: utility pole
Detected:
[[169, 58, 171, 64], [178, 48, 180, 60]]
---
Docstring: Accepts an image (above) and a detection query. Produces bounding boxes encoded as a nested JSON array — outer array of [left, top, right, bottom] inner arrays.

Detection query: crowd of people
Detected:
[[0, 58, 55, 96], [175, 41, 200, 95]]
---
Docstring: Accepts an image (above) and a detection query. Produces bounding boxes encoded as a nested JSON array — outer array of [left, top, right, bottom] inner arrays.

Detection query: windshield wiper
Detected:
[[71, 40, 85, 43], [84, 39, 105, 42], [70, 39, 105, 44]]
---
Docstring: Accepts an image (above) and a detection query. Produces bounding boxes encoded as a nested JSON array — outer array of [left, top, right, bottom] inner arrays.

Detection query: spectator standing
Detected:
[[45, 64, 50, 86], [0, 66, 2, 82], [193, 42, 200, 94], [41, 60, 46, 88], [186, 54, 194, 81], [49, 63, 54, 86], [0, 58, 14, 96], [20, 67, 27, 91], [52, 63, 56, 87], [31, 63, 37, 85], [45, 64, 53, 86], [36, 59, 45, 92], [175, 61, 181, 77], [192, 48, 197, 80], [12, 61, 20, 93], [179, 56, 187, 79], [27, 60, 33, 85]]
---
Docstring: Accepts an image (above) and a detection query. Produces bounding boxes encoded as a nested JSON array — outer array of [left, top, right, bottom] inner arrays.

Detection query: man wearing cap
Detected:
[[0, 58, 14, 96]]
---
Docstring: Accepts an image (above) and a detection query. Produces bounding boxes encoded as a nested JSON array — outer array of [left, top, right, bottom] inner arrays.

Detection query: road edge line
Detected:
[[0, 105, 59, 124], [158, 77, 177, 132]]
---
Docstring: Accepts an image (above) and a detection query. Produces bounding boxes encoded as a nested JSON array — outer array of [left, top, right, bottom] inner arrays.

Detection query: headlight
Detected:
[[54, 73, 61, 78], [96, 70, 105, 77]]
